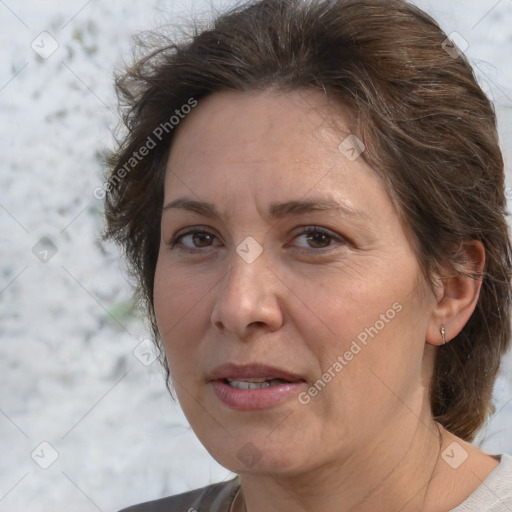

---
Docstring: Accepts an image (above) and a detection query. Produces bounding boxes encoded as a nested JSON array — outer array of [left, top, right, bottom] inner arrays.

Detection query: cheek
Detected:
[[287, 260, 406, 353], [332, 289, 431, 411], [153, 257, 218, 378], [301, 263, 428, 393], [153, 260, 193, 356], [154, 254, 205, 326]]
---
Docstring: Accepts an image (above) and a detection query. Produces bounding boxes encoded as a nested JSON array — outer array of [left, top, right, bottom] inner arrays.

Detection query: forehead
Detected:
[[169, 88, 349, 159], [167, 90, 370, 182], [163, 89, 395, 228]]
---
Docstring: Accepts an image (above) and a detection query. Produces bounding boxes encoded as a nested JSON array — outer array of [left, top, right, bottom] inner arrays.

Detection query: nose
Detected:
[[210, 242, 284, 338]]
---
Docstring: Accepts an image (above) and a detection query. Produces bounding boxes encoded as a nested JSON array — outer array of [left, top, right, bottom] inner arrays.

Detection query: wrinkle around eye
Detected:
[[165, 227, 354, 258]]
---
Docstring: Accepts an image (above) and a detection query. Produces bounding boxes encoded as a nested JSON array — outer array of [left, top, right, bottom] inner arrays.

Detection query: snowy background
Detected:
[[1, 1, 511, 511]]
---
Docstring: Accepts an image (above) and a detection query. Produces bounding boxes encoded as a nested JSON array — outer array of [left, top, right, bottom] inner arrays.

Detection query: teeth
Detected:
[[226, 378, 287, 390], [232, 378, 268, 383]]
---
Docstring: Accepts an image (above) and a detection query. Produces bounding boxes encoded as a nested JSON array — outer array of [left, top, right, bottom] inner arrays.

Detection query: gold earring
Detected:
[[441, 325, 446, 345]]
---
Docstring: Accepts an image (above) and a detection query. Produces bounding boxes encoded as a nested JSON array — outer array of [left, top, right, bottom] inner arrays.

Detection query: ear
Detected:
[[426, 240, 485, 346]]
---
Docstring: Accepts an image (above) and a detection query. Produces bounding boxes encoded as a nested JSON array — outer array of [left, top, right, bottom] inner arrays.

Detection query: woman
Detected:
[[104, 0, 512, 510]]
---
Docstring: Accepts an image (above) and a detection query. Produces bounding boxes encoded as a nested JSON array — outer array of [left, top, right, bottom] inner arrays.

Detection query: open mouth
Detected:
[[208, 363, 307, 409], [212, 377, 305, 409], [224, 378, 291, 390]]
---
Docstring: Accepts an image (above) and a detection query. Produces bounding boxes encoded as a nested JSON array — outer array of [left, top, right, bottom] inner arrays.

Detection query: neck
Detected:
[[237, 411, 446, 512]]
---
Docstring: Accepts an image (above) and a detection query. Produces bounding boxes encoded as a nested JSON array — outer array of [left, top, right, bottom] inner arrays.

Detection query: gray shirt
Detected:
[[119, 453, 512, 511], [450, 454, 512, 511]]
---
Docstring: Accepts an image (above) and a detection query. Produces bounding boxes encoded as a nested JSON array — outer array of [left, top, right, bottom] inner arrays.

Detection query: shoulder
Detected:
[[117, 476, 240, 512], [488, 454, 512, 507], [451, 454, 512, 511]]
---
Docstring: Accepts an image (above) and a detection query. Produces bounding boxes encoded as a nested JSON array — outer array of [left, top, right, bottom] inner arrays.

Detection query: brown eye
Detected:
[[189, 232, 215, 247], [303, 230, 332, 248], [293, 227, 345, 251], [169, 229, 219, 250]]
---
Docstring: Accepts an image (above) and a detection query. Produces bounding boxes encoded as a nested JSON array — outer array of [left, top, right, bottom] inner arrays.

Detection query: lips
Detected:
[[208, 362, 305, 383], [208, 363, 307, 410]]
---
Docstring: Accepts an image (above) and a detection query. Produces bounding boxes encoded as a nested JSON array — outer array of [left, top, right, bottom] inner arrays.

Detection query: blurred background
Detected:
[[1, 0, 511, 511]]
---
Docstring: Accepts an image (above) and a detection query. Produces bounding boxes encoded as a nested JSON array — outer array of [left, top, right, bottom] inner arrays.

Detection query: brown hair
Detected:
[[103, 0, 512, 442]]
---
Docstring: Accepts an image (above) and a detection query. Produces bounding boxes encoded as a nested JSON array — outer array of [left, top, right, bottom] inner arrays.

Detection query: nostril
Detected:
[[248, 321, 265, 328]]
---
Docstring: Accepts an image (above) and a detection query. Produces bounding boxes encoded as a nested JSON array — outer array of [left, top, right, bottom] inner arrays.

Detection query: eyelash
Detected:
[[168, 226, 346, 253]]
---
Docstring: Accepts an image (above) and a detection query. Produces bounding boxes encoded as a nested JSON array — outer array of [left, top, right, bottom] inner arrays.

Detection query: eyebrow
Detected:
[[162, 197, 368, 221]]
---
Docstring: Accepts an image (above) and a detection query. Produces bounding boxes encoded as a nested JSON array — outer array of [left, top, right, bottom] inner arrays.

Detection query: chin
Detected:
[[202, 434, 310, 476]]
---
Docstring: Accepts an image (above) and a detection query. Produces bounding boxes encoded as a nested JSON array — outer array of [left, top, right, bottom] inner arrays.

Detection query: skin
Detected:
[[153, 88, 497, 512]]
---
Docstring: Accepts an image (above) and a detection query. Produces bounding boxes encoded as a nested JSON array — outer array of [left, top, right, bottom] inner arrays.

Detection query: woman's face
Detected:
[[154, 89, 439, 475]]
